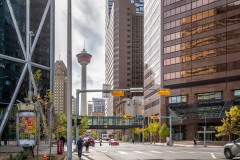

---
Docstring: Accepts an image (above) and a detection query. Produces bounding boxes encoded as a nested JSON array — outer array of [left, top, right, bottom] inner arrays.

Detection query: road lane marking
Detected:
[[101, 151, 108, 152], [166, 151, 177, 153], [118, 151, 128, 154], [134, 151, 152, 156], [150, 151, 162, 153], [211, 153, 216, 159]]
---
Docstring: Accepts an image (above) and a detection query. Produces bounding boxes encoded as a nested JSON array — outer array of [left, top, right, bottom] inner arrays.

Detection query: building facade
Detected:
[[54, 60, 67, 114], [105, 0, 144, 116], [0, 0, 54, 137], [144, 0, 240, 141]]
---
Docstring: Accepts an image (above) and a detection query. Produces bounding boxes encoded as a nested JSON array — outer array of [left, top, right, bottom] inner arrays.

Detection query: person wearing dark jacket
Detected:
[[60, 136, 66, 150], [77, 136, 84, 159], [85, 139, 90, 152]]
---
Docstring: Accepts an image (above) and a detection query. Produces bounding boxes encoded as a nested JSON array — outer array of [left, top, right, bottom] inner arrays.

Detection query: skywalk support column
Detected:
[[76, 49, 92, 116]]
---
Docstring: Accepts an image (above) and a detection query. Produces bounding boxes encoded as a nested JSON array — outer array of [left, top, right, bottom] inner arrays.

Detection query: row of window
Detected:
[[164, 28, 240, 54], [168, 90, 240, 104], [164, 0, 221, 18], [164, 1, 240, 30], [164, 43, 240, 66], [164, 60, 240, 80], [164, 14, 240, 42]]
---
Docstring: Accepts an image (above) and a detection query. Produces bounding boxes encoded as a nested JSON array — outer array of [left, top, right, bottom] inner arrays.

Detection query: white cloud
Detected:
[[55, 0, 105, 101]]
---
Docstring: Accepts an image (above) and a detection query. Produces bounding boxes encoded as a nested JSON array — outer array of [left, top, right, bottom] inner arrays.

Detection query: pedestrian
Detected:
[[99, 138, 102, 146], [60, 136, 66, 151], [194, 138, 197, 146], [77, 136, 84, 159], [85, 139, 90, 152]]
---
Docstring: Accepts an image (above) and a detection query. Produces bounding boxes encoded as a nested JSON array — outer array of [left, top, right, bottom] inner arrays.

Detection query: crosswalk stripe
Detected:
[[150, 151, 162, 153], [134, 151, 152, 156], [118, 151, 128, 154], [101, 151, 108, 152], [89, 149, 95, 152], [166, 151, 177, 153]]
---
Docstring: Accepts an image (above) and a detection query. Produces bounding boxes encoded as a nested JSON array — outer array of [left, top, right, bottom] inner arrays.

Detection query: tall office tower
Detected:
[[88, 103, 93, 116], [92, 98, 105, 113], [143, 0, 162, 122], [0, 0, 54, 137], [105, 0, 144, 116], [54, 60, 67, 114], [144, 0, 240, 141]]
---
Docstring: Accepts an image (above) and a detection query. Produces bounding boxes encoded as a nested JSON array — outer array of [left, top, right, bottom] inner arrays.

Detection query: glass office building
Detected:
[[144, 0, 240, 141], [0, 0, 54, 138]]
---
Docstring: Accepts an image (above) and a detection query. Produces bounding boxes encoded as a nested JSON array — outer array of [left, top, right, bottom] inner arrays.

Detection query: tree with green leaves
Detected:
[[134, 127, 143, 142], [79, 116, 90, 136], [142, 126, 149, 142], [148, 122, 159, 144], [215, 106, 240, 141], [159, 123, 170, 145], [53, 113, 67, 139]]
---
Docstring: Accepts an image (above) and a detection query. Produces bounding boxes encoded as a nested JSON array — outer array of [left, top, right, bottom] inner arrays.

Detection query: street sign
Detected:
[[158, 89, 170, 96], [150, 116, 159, 120], [111, 90, 124, 97], [123, 114, 132, 118]]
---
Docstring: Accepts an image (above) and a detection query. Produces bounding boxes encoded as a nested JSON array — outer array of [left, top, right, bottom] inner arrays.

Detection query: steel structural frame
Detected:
[[0, 0, 54, 137]]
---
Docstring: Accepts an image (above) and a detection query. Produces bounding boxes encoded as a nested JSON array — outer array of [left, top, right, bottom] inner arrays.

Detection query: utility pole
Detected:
[[204, 115, 207, 147], [67, 0, 72, 159]]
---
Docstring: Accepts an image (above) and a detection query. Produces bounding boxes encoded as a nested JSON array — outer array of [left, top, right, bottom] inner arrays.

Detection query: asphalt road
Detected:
[[83, 142, 238, 160]]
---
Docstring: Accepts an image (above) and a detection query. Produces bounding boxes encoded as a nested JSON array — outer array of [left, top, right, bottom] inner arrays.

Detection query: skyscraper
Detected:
[[54, 60, 67, 114], [105, 0, 144, 116], [144, 0, 240, 141], [0, 0, 54, 137]]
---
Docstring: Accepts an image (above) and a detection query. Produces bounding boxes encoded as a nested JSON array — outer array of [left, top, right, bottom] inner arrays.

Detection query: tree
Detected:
[[159, 123, 170, 145], [79, 116, 90, 136], [148, 122, 159, 144], [215, 106, 240, 141], [134, 127, 143, 142], [53, 113, 67, 139], [142, 126, 149, 142]]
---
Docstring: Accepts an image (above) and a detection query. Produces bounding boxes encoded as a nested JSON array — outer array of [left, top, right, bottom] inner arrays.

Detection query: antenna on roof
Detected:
[[84, 40, 85, 50]]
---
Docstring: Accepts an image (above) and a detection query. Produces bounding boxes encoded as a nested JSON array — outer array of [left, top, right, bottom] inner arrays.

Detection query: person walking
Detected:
[[77, 136, 84, 159], [194, 138, 197, 146], [99, 138, 102, 146], [60, 136, 66, 151], [85, 139, 90, 152]]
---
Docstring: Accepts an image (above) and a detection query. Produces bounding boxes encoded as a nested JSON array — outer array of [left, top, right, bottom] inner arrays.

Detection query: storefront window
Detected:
[[234, 90, 240, 97]]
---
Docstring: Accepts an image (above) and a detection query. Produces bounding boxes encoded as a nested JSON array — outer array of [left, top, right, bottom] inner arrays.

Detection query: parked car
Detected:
[[109, 139, 119, 145], [224, 138, 240, 159], [83, 138, 95, 147]]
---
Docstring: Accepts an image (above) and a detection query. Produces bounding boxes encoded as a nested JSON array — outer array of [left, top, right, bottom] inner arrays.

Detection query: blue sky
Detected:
[[55, 0, 106, 101]]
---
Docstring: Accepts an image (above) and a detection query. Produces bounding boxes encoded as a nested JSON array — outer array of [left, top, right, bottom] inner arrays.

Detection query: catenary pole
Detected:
[[67, 0, 72, 159]]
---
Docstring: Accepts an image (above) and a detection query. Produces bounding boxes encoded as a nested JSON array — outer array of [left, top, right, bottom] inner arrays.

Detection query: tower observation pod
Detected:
[[76, 48, 92, 116]]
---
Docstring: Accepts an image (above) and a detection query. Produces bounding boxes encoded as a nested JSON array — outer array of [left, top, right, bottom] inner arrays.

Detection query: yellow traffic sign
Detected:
[[123, 114, 132, 118], [150, 116, 159, 120], [158, 89, 170, 96], [111, 90, 124, 96]]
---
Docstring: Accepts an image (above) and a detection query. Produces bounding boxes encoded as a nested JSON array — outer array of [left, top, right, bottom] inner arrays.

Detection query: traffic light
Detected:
[[77, 118, 81, 126], [72, 119, 75, 126]]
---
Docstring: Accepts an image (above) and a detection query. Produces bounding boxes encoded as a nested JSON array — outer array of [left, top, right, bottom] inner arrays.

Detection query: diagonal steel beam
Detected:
[[30, 0, 51, 58], [6, 0, 27, 60], [0, 64, 28, 137], [0, 54, 26, 64]]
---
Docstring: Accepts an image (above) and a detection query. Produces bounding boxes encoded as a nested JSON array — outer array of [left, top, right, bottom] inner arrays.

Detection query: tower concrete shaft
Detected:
[[81, 65, 87, 115]]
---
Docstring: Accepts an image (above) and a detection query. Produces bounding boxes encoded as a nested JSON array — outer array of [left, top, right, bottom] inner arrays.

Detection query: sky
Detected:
[[55, 0, 106, 101]]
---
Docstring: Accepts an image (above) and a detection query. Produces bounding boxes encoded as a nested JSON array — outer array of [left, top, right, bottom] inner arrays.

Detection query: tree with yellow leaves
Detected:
[[148, 122, 160, 144], [215, 106, 240, 141], [134, 127, 143, 142]]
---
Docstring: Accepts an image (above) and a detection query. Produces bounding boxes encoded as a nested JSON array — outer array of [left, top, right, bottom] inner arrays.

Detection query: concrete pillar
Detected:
[[81, 65, 87, 115]]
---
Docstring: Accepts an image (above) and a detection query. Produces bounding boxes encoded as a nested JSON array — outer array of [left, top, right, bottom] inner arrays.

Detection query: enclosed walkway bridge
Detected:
[[81, 116, 143, 129]]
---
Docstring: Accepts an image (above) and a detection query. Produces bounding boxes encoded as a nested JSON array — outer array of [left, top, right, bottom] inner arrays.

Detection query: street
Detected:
[[71, 141, 232, 160]]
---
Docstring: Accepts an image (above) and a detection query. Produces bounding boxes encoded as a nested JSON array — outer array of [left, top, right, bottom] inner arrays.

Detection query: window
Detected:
[[198, 92, 222, 101], [169, 95, 187, 104], [234, 90, 240, 97]]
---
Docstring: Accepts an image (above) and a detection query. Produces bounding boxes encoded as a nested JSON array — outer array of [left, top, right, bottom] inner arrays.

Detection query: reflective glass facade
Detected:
[[0, 0, 54, 137], [162, 0, 240, 141]]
